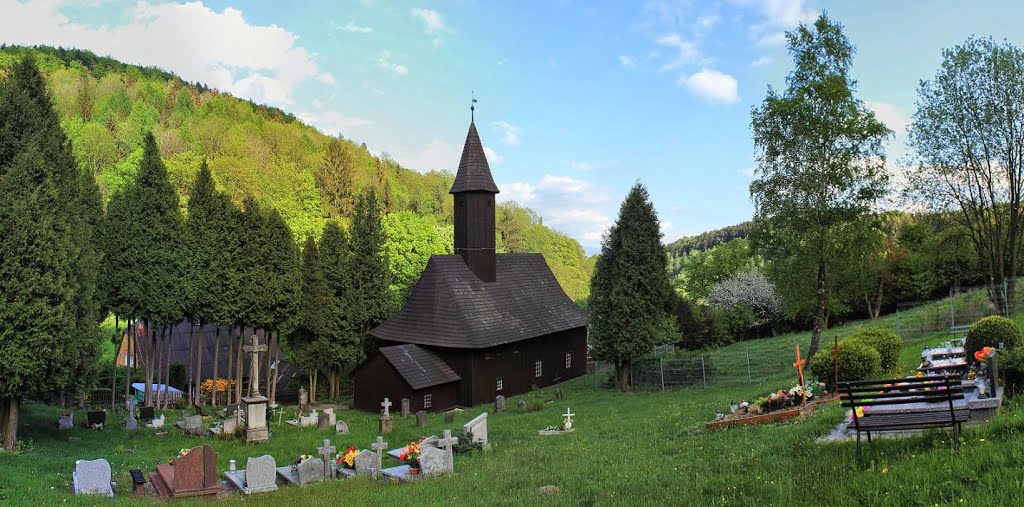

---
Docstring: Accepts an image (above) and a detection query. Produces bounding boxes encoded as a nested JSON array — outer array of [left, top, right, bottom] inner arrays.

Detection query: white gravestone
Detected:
[[463, 412, 489, 449], [73, 459, 114, 497]]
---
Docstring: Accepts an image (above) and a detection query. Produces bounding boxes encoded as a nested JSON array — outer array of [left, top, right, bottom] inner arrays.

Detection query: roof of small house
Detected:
[[449, 121, 499, 194], [379, 344, 461, 390], [369, 253, 588, 349]]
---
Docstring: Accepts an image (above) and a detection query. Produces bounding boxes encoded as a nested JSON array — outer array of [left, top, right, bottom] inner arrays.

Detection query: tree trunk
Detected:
[[270, 331, 280, 406], [2, 397, 19, 451], [111, 316, 120, 411], [264, 330, 272, 398], [162, 327, 172, 410], [145, 322, 156, 407], [226, 327, 235, 405], [195, 323, 204, 406], [187, 322, 195, 406], [614, 362, 632, 393], [809, 257, 828, 358], [155, 326, 165, 409], [127, 319, 135, 403], [0, 398, 9, 447], [235, 325, 244, 404], [211, 326, 220, 407]]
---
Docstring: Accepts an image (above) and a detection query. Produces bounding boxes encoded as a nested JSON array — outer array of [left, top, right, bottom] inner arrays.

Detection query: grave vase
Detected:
[[408, 467, 420, 475]]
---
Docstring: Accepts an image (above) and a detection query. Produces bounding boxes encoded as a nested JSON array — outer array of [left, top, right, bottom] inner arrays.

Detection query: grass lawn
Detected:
[[3, 323, 1024, 506]]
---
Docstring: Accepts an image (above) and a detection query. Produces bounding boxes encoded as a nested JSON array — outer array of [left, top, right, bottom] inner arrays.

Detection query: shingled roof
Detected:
[[369, 253, 588, 348], [379, 344, 461, 390], [449, 121, 499, 194]]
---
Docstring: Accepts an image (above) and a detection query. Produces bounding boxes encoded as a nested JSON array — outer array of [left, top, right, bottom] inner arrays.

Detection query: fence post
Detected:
[[745, 344, 752, 383], [950, 288, 955, 330], [659, 356, 665, 392], [701, 354, 707, 389]]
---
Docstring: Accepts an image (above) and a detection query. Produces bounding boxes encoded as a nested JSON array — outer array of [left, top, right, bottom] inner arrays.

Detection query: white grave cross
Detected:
[[243, 335, 268, 397], [380, 398, 393, 417], [562, 407, 575, 431]]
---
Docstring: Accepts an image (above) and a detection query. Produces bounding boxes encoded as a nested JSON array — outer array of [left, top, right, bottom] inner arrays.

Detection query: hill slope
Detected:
[[0, 46, 593, 301], [666, 221, 752, 277]]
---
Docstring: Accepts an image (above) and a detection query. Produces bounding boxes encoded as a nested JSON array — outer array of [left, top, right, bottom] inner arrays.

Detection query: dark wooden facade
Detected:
[[352, 354, 459, 413], [353, 118, 589, 412]]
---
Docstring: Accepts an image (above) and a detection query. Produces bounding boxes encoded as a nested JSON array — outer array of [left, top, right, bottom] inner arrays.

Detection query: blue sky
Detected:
[[3, 1, 1024, 252]]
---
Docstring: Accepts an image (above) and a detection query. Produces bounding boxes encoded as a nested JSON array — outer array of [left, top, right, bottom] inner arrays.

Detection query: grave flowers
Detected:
[[169, 448, 190, 465], [336, 446, 360, 469], [974, 346, 996, 362], [295, 454, 313, 465], [398, 441, 422, 474]]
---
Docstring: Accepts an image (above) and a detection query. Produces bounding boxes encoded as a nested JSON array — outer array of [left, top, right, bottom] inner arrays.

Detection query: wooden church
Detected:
[[353, 118, 589, 413]]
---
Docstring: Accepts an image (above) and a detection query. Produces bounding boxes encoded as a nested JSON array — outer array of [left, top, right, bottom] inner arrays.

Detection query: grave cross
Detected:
[[438, 429, 458, 460], [380, 398, 392, 417], [243, 335, 268, 397], [371, 436, 388, 477], [318, 439, 337, 479], [563, 407, 575, 431], [792, 344, 807, 404]]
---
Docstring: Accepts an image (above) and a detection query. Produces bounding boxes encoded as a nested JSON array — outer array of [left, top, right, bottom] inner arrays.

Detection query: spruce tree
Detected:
[[320, 221, 362, 399], [348, 189, 392, 345], [262, 208, 299, 404], [588, 183, 676, 392], [0, 56, 99, 449], [128, 133, 185, 406], [289, 236, 334, 403], [184, 161, 219, 404]]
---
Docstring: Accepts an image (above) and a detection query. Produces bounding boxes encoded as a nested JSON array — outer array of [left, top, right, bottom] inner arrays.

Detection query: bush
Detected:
[[847, 327, 901, 372], [1001, 347, 1024, 398], [809, 338, 881, 388], [965, 316, 1022, 359]]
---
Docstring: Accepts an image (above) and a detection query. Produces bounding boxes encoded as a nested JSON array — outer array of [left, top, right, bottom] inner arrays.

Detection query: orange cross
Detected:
[[793, 344, 807, 403]]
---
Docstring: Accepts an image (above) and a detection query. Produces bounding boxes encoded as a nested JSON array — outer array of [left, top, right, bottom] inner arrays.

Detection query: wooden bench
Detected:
[[840, 375, 969, 459]]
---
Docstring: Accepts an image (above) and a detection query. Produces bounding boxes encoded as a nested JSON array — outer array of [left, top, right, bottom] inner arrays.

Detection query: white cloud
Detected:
[[679, 68, 739, 104], [492, 121, 520, 146], [866, 100, 908, 136], [757, 31, 787, 47], [619, 55, 635, 68], [567, 159, 622, 171], [751, 55, 773, 67], [376, 50, 408, 76], [744, 0, 817, 46], [483, 146, 503, 164], [501, 182, 537, 203], [296, 109, 371, 137], [660, 220, 675, 236], [656, 33, 699, 72], [341, 20, 372, 33], [0, 0, 333, 107], [696, 14, 720, 30], [395, 140, 460, 173], [498, 174, 613, 247], [410, 8, 448, 33], [737, 167, 755, 178]]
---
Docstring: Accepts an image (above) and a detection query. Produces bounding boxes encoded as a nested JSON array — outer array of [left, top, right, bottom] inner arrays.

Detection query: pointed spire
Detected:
[[449, 121, 499, 194]]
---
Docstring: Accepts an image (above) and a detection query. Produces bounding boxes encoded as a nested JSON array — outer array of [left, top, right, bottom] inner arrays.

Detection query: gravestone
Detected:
[[298, 387, 309, 415], [150, 445, 219, 499], [125, 397, 139, 430], [147, 414, 165, 429], [379, 398, 393, 433], [129, 468, 146, 497], [323, 407, 336, 426], [58, 412, 74, 430], [335, 420, 349, 434], [353, 449, 378, 477], [443, 412, 455, 423], [554, 387, 563, 400], [400, 398, 411, 417], [318, 439, 337, 480], [73, 459, 113, 497], [463, 412, 489, 449], [318, 412, 330, 430], [177, 415, 202, 435], [495, 395, 506, 413], [226, 455, 278, 494], [517, 400, 527, 410], [419, 446, 452, 476], [242, 335, 270, 443], [87, 410, 106, 429], [416, 411, 428, 427], [226, 403, 244, 418], [296, 457, 325, 485], [139, 406, 155, 421]]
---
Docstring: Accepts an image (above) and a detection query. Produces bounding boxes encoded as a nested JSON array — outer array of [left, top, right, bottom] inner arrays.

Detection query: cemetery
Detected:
[[7, 6, 1024, 505]]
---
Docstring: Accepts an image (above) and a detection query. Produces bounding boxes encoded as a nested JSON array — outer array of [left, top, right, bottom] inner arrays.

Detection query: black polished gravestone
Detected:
[[86, 410, 106, 428], [139, 407, 155, 421]]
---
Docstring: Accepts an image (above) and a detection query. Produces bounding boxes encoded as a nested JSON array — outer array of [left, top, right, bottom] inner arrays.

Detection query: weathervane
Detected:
[[471, 91, 477, 122]]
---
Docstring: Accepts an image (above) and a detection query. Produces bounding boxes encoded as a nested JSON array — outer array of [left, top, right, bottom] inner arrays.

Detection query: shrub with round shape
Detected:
[[847, 327, 902, 372], [965, 316, 1022, 359], [810, 338, 881, 387]]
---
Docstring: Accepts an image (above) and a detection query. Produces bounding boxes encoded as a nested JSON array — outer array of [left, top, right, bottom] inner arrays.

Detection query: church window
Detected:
[[423, 394, 432, 409], [535, 360, 543, 378], [485, 353, 491, 360], [565, 353, 572, 368], [496, 378, 504, 391]]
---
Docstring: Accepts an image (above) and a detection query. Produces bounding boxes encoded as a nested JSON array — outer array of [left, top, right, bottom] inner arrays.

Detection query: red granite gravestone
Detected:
[[150, 445, 219, 499]]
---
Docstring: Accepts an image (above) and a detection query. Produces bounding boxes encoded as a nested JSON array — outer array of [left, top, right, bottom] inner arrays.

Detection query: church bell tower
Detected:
[[450, 119, 499, 282]]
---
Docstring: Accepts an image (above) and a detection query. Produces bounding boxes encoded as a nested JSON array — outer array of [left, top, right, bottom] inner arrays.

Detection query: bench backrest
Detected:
[[839, 375, 964, 431]]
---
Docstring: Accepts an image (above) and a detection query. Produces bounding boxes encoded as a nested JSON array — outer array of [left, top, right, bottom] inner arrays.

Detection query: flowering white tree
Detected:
[[708, 269, 784, 327]]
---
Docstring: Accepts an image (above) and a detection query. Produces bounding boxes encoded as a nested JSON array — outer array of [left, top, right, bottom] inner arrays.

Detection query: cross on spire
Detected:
[[471, 91, 477, 122]]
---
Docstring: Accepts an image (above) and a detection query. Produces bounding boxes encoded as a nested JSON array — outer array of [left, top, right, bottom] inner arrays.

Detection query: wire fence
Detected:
[[592, 281, 1024, 392]]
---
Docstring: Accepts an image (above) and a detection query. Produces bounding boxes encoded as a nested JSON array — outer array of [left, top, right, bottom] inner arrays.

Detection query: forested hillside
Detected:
[[0, 45, 593, 302], [666, 221, 752, 278]]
